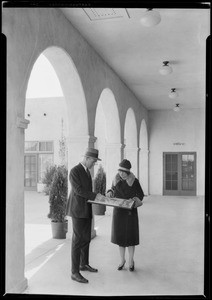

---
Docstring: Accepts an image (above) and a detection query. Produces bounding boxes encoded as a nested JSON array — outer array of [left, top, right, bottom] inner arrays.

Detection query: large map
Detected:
[[88, 195, 135, 210]]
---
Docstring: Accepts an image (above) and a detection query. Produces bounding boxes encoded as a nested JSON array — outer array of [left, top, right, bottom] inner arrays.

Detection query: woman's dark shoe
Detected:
[[118, 260, 126, 270], [129, 261, 135, 272]]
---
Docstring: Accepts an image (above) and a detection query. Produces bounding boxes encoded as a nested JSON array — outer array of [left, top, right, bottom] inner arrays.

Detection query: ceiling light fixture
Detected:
[[169, 88, 178, 99], [159, 61, 173, 75], [140, 8, 161, 27], [173, 103, 181, 112]]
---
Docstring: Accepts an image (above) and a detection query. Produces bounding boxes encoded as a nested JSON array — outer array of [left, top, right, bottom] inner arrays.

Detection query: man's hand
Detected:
[[95, 193, 103, 201]]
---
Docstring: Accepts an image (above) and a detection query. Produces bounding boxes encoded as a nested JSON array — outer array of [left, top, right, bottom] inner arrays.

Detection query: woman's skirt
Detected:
[[111, 207, 139, 247]]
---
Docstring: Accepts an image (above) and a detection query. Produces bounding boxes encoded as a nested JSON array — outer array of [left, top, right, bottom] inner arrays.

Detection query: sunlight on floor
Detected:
[[25, 224, 52, 255], [25, 251, 55, 279], [25, 244, 65, 279]]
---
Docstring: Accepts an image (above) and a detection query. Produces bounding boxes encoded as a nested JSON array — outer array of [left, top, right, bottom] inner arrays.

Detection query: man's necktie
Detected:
[[86, 168, 90, 178]]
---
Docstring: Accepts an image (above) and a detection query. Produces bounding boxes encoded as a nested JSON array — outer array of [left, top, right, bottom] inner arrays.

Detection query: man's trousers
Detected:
[[71, 217, 92, 274]]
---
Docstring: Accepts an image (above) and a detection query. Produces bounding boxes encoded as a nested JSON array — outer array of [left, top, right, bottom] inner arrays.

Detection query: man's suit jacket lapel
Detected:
[[78, 163, 92, 190]]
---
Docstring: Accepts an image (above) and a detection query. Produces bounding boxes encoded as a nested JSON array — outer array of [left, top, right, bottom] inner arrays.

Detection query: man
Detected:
[[66, 148, 102, 283]]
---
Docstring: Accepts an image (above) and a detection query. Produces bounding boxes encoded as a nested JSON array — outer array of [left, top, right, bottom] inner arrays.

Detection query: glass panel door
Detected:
[[165, 154, 178, 191], [181, 154, 196, 192], [163, 152, 196, 196], [24, 154, 37, 190]]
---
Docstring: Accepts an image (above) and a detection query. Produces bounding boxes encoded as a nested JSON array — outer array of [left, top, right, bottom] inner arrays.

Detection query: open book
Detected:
[[88, 195, 135, 210]]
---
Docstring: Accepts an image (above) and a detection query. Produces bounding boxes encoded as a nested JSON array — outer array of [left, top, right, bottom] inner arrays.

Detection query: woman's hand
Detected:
[[125, 198, 133, 204], [106, 190, 113, 198], [133, 197, 143, 208]]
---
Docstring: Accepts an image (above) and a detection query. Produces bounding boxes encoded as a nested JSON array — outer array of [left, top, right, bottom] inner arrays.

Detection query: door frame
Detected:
[[163, 152, 196, 196]]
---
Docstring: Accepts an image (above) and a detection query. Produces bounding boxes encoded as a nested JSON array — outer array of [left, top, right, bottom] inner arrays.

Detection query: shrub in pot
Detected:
[[93, 165, 106, 215], [42, 165, 57, 195], [48, 165, 68, 239]]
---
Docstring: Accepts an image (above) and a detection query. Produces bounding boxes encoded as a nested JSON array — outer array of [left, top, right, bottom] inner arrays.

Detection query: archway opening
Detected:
[[25, 52, 68, 265], [24, 46, 89, 280], [25, 53, 68, 192], [94, 88, 121, 189], [139, 119, 149, 195], [124, 108, 138, 176]]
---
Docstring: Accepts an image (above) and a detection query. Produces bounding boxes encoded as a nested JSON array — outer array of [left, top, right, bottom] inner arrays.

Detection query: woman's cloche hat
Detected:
[[118, 159, 131, 172], [84, 148, 101, 161]]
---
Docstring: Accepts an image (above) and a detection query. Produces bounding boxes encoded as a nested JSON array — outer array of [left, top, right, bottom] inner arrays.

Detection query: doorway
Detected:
[[163, 152, 196, 196], [24, 154, 37, 190]]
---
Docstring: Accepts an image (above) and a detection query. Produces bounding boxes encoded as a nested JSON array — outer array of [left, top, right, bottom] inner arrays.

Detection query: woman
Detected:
[[107, 159, 144, 271]]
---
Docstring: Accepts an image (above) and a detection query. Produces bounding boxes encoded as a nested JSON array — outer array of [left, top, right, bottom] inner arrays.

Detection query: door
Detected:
[[24, 154, 37, 190], [163, 152, 196, 196]]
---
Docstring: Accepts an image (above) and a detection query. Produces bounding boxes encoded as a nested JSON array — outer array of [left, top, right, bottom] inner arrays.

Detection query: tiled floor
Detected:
[[24, 192, 204, 296]]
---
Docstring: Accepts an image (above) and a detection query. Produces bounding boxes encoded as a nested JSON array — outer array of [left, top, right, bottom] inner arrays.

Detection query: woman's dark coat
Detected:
[[111, 177, 144, 247]]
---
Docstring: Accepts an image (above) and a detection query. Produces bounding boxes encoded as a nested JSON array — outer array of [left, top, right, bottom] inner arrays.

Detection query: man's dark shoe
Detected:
[[80, 264, 98, 272], [71, 272, 88, 283]]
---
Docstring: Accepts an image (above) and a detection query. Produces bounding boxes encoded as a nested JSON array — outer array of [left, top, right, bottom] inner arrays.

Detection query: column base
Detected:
[[6, 277, 28, 294]]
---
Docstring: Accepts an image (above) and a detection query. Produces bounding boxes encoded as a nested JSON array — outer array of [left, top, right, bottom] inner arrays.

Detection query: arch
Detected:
[[94, 88, 121, 188], [25, 52, 69, 190], [35, 47, 90, 167], [24, 46, 90, 175], [124, 108, 138, 176], [23, 46, 98, 291], [42, 46, 88, 138], [139, 119, 149, 195]]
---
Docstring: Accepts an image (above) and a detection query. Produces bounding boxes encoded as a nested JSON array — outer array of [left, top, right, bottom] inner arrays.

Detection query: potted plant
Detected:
[[93, 165, 106, 215], [42, 165, 57, 195], [47, 165, 68, 239]]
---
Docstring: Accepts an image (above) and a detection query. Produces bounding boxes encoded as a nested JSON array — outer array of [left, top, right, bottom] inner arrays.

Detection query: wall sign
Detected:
[[173, 142, 185, 146]]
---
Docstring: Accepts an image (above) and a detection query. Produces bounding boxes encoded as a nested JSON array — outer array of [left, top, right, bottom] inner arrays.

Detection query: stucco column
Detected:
[[124, 146, 139, 178], [105, 143, 122, 190], [67, 135, 97, 239], [6, 116, 29, 293], [139, 149, 149, 195]]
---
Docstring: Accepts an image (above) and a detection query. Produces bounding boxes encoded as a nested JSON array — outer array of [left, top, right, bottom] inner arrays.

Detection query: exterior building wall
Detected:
[[149, 109, 205, 196], [25, 96, 68, 166]]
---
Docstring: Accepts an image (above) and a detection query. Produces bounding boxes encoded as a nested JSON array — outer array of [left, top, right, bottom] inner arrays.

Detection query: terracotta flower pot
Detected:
[[51, 219, 68, 239], [92, 204, 106, 215]]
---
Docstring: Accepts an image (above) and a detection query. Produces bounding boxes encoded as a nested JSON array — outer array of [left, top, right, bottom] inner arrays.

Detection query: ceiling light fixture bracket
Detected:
[[169, 88, 178, 99], [173, 103, 181, 112], [159, 61, 173, 75], [140, 8, 161, 27]]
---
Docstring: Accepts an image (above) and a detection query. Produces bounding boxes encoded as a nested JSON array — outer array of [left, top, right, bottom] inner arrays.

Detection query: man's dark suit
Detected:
[[66, 163, 97, 274]]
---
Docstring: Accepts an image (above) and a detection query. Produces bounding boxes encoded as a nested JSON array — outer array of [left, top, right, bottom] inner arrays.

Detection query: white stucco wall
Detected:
[[149, 108, 205, 196], [25, 97, 68, 165]]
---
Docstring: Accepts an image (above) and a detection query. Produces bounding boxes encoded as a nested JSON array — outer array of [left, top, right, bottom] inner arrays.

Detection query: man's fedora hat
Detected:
[[84, 148, 101, 161]]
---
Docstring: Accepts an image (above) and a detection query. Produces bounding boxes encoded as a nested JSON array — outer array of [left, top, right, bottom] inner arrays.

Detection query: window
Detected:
[[25, 141, 38, 152], [39, 141, 53, 152], [24, 140, 54, 185], [25, 141, 53, 152]]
